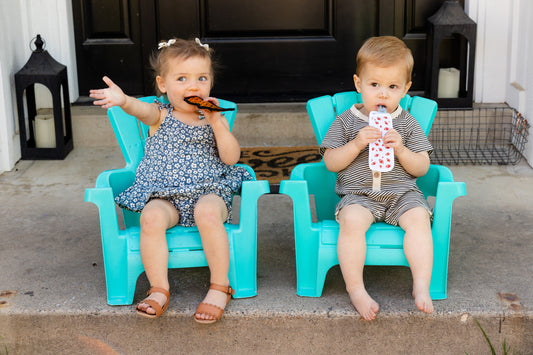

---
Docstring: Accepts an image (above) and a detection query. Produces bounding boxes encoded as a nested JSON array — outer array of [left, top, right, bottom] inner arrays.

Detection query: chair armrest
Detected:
[[235, 163, 257, 180], [289, 161, 338, 221], [279, 179, 314, 232], [418, 164, 460, 197], [85, 185, 121, 235], [86, 168, 135, 235], [236, 180, 270, 232], [433, 180, 467, 224], [422, 165, 467, 234], [417, 164, 466, 215], [94, 168, 136, 196]]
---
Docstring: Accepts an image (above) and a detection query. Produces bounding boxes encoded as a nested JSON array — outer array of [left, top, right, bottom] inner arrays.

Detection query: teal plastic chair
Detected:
[[85, 96, 270, 305], [279, 92, 466, 299]]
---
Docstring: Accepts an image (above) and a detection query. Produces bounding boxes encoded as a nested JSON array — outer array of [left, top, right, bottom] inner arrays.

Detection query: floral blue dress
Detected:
[[115, 100, 253, 226]]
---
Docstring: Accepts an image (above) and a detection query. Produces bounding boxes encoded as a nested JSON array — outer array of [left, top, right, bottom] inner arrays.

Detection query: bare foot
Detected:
[[413, 286, 434, 314], [194, 287, 230, 321], [347, 287, 380, 320], [137, 291, 168, 315]]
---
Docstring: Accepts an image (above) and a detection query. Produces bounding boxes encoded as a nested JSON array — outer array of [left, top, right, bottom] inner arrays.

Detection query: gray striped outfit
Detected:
[[320, 104, 433, 226]]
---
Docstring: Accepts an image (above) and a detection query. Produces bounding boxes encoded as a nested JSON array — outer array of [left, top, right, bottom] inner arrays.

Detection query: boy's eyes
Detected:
[[369, 82, 399, 89]]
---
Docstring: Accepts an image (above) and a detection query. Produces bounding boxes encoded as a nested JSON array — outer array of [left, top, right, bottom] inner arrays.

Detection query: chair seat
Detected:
[[320, 220, 405, 247], [125, 224, 240, 252]]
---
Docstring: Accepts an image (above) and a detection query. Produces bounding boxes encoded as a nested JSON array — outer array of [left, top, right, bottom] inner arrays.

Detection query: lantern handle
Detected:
[[30, 34, 46, 53]]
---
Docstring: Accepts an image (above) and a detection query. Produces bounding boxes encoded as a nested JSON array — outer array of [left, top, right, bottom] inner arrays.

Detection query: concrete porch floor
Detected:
[[0, 105, 532, 354]]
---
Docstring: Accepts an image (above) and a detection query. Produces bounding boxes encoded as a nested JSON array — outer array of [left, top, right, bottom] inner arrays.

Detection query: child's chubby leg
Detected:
[[398, 206, 434, 314], [136, 198, 179, 315], [337, 204, 379, 320], [193, 194, 231, 322]]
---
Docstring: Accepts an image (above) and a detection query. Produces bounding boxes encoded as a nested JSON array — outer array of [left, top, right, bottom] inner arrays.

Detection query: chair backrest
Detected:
[[107, 96, 238, 170], [306, 91, 437, 146]]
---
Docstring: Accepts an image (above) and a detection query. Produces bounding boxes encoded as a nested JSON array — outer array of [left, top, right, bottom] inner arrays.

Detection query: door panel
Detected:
[[72, 0, 145, 95], [154, 0, 370, 102], [206, 0, 330, 35]]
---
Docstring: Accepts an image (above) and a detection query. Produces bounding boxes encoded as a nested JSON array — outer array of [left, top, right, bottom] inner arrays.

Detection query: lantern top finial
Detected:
[[34, 34, 44, 53]]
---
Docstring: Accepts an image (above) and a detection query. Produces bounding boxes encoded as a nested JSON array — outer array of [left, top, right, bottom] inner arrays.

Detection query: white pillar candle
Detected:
[[438, 67, 460, 98], [35, 114, 56, 148]]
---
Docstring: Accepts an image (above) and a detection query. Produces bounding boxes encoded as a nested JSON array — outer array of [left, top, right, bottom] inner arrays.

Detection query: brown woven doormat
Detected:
[[238, 146, 321, 184]]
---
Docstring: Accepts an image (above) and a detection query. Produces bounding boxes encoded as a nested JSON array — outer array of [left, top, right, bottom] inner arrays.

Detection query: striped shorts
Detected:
[[335, 189, 432, 226]]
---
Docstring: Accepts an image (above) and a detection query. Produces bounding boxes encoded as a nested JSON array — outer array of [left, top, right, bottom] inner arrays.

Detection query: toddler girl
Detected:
[[90, 38, 252, 323]]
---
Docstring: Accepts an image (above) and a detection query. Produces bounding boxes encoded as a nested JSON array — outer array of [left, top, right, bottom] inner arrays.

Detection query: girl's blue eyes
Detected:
[[177, 76, 209, 82]]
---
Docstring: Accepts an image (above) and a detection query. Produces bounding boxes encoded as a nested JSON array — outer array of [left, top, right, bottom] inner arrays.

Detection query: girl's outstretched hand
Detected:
[[89, 76, 127, 109]]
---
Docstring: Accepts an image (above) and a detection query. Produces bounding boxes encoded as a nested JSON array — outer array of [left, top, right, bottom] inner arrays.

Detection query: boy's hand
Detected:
[[383, 129, 406, 154], [353, 126, 382, 151], [89, 76, 126, 109]]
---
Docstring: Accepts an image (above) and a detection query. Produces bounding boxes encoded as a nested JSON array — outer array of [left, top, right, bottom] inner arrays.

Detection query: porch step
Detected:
[[71, 102, 317, 148], [1, 144, 533, 353]]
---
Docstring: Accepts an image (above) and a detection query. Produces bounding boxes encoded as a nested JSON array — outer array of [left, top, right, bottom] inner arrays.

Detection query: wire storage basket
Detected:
[[429, 106, 529, 165]]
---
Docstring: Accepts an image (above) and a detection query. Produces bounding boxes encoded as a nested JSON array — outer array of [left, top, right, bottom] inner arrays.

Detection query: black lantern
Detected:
[[15, 34, 73, 159], [425, 1, 477, 109]]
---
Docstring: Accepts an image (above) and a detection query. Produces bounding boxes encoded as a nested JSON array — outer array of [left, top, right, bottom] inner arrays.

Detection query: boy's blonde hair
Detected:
[[150, 38, 216, 95], [356, 36, 414, 83]]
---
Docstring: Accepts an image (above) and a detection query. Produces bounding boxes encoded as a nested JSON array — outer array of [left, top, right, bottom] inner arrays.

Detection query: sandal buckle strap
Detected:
[[209, 283, 234, 296]]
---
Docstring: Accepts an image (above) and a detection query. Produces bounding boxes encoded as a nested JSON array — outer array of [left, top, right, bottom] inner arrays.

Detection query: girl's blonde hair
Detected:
[[356, 36, 414, 82], [149, 38, 216, 95]]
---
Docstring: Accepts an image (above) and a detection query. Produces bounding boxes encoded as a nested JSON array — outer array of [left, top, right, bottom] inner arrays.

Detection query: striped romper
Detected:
[[320, 104, 433, 226]]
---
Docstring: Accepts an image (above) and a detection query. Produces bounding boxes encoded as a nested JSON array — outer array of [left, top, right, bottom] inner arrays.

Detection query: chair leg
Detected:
[[228, 231, 257, 299], [296, 265, 329, 297], [104, 253, 143, 305], [429, 234, 449, 300]]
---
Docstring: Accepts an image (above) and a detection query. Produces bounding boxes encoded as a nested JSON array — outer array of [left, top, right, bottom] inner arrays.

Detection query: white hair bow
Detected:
[[158, 39, 176, 50], [195, 38, 209, 51]]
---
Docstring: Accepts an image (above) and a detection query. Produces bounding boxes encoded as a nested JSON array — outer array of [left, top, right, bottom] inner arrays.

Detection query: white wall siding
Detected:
[[0, 0, 78, 173]]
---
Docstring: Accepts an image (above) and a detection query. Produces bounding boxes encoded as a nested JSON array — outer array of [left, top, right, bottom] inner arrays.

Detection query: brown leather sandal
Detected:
[[135, 286, 170, 319], [194, 283, 234, 324]]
